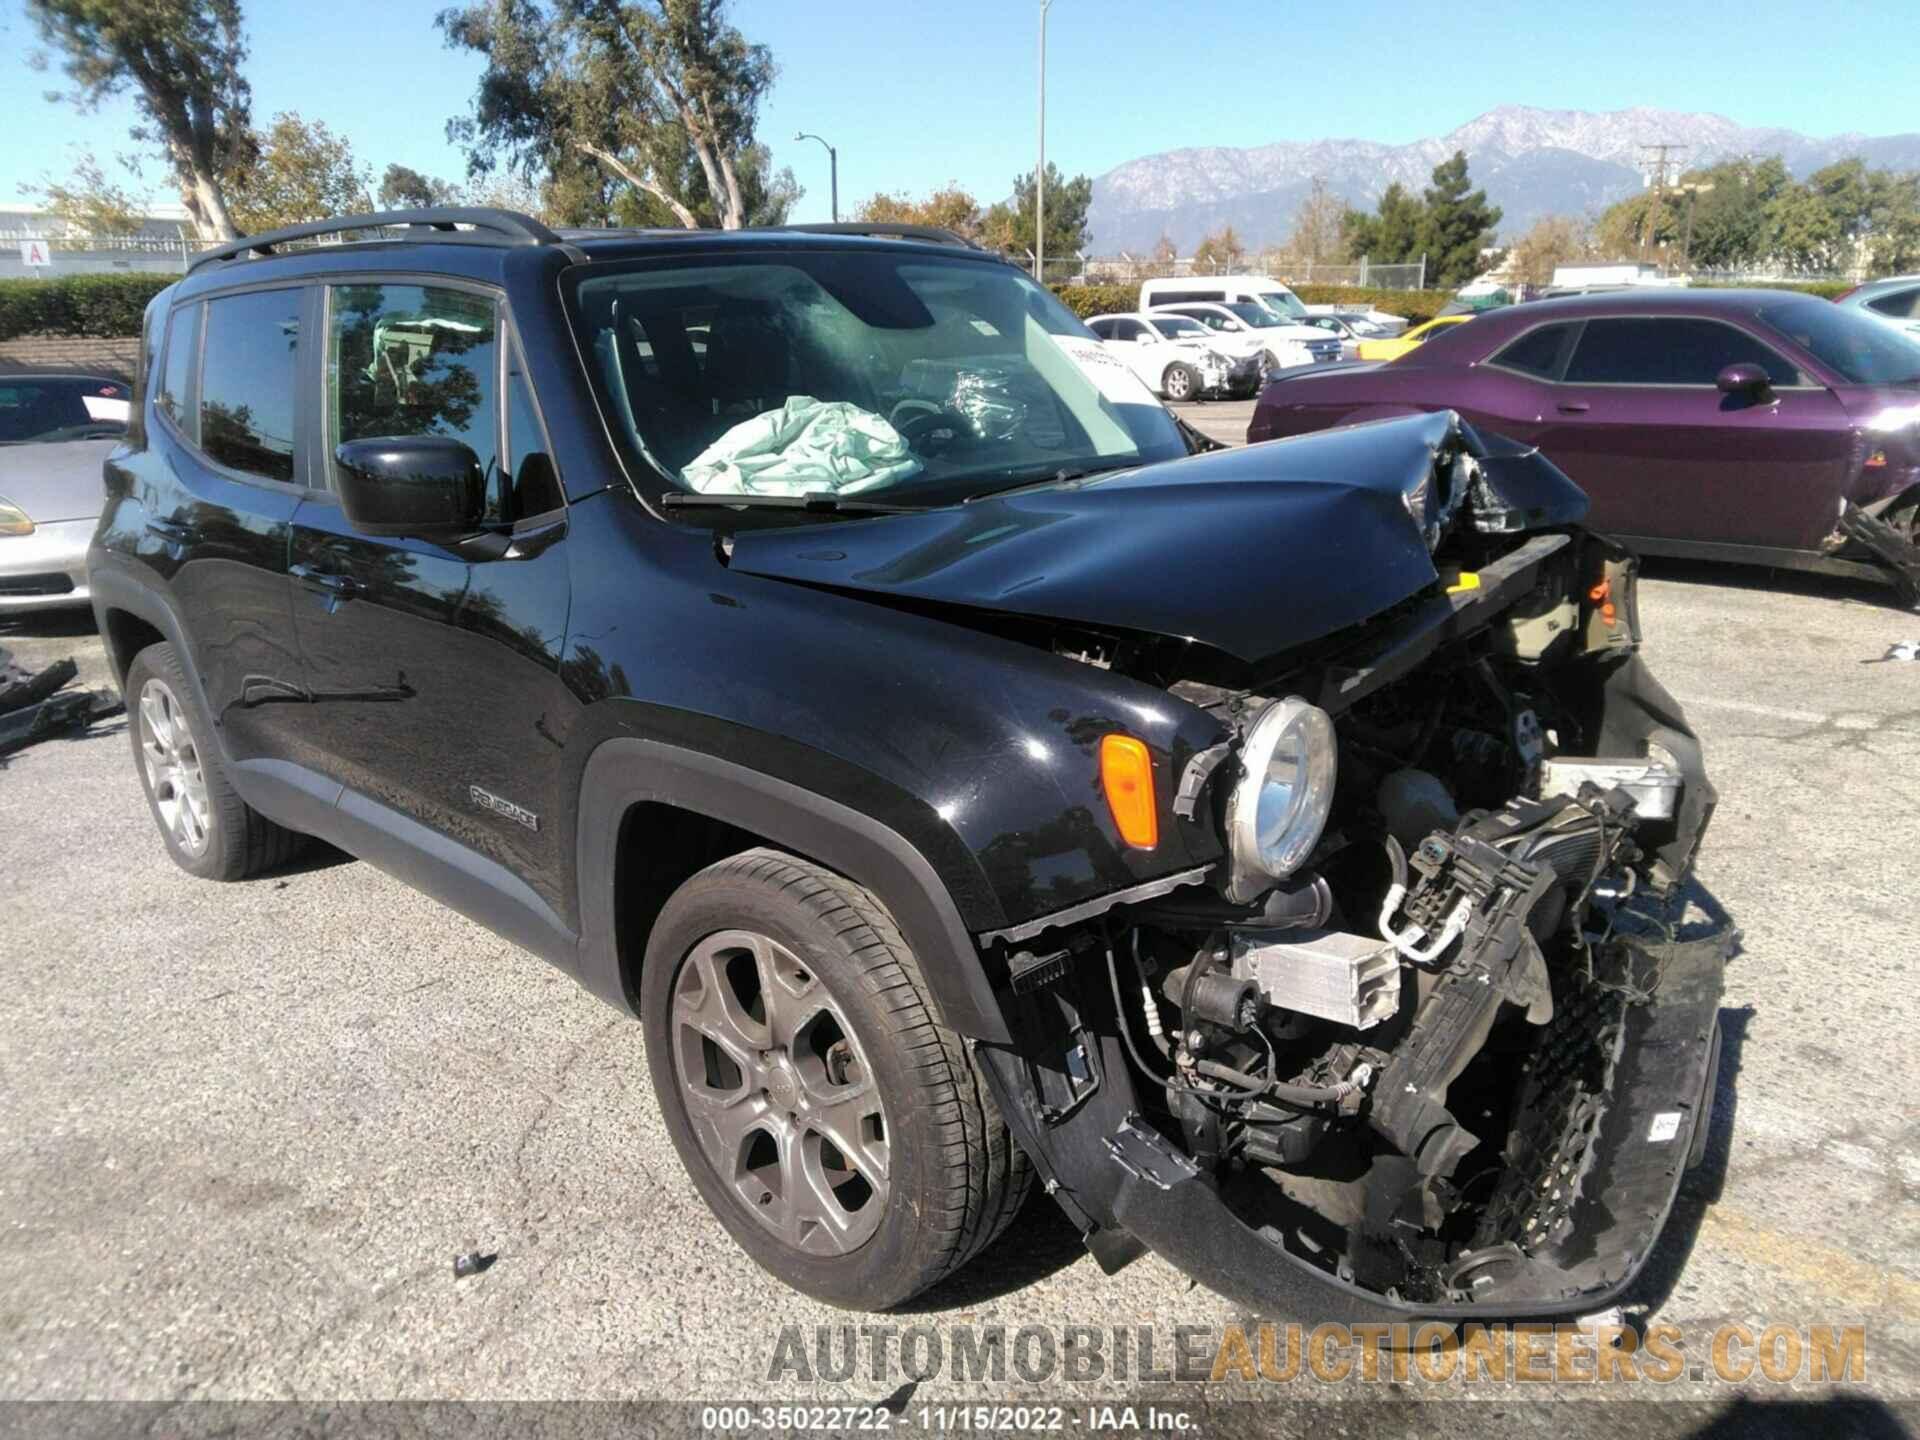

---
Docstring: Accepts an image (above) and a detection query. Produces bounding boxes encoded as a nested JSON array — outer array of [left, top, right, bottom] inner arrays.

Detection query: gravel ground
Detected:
[[2, 507, 1917, 1421]]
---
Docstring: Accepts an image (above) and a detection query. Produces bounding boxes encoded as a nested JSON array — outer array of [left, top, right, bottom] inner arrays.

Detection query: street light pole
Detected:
[[1035, 0, 1055, 283], [795, 132, 839, 223]]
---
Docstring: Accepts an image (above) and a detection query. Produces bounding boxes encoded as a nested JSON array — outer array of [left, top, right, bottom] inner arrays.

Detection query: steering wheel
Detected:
[[889, 399, 970, 458]]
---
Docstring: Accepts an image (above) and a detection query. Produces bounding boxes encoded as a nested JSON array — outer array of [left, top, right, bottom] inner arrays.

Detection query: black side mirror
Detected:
[[335, 436, 486, 539], [1716, 362, 1771, 398]]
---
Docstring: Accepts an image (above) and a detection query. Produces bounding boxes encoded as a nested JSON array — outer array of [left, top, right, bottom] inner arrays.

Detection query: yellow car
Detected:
[[1355, 314, 1475, 362]]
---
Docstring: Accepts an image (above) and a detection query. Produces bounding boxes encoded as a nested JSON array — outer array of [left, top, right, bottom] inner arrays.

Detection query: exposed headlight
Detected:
[[1224, 697, 1337, 901], [0, 497, 33, 537]]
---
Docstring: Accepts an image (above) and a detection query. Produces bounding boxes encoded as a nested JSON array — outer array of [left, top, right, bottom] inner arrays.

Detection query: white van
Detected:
[[1138, 276, 1342, 370], [1139, 275, 1408, 337], [1139, 274, 1311, 320]]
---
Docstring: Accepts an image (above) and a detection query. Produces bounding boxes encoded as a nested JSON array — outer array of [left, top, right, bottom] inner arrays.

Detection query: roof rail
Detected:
[[772, 222, 986, 251], [188, 207, 561, 273]]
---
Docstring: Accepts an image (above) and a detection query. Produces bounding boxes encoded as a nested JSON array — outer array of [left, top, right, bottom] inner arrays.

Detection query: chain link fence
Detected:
[[1048, 253, 1428, 290]]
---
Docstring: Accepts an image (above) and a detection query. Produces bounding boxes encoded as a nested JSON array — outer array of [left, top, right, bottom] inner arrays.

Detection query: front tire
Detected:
[[642, 848, 1031, 1309], [1161, 362, 1198, 402], [125, 641, 305, 881]]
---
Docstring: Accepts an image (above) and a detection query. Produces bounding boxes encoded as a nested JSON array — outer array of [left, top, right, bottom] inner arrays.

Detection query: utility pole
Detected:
[[795, 132, 839, 223], [1035, 0, 1056, 282], [1636, 143, 1687, 266]]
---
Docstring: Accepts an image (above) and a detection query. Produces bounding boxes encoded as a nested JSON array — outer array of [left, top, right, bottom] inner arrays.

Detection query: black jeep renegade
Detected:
[[90, 208, 1728, 1318]]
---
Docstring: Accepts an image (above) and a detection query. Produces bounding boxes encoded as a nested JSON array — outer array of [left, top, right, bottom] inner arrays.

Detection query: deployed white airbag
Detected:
[[682, 396, 922, 495]]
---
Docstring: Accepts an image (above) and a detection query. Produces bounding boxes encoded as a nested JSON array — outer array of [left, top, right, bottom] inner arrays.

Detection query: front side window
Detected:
[[1251, 290, 1307, 319], [328, 283, 557, 523], [329, 283, 500, 490], [200, 288, 302, 481], [1225, 302, 1286, 329], [1757, 299, 1920, 386], [1564, 317, 1801, 387], [567, 251, 1185, 506]]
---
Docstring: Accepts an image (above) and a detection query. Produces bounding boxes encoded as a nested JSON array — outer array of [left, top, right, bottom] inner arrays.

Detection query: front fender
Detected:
[[574, 734, 1012, 1042]]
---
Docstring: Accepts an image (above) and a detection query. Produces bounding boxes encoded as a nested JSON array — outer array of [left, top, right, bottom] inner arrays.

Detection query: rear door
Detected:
[[286, 279, 574, 907], [1534, 315, 1852, 548], [140, 286, 315, 764]]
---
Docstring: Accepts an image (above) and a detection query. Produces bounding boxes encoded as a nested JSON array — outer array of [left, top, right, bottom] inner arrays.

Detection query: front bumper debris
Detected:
[[980, 927, 1729, 1321], [1837, 498, 1920, 601]]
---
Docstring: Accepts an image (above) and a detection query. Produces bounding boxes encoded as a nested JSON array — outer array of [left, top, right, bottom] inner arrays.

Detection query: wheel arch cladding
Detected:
[[574, 737, 1012, 1043]]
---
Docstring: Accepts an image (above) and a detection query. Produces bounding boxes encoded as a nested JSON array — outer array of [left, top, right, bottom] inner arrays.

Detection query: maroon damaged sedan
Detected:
[[1251, 289, 1920, 601]]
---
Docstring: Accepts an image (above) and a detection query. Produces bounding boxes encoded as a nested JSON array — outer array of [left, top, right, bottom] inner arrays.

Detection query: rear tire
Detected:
[[126, 641, 305, 881], [1161, 362, 1198, 402], [642, 848, 1031, 1309]]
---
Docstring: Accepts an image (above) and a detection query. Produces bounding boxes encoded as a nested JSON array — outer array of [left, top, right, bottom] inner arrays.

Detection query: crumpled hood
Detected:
[[0, 438, 117, 523], [727, 412, 1588, 664]]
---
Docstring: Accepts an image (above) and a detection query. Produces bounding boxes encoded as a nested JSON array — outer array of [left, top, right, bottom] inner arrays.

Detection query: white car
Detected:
[[1293, 313, 1373, 359], [1084, 312, 1257, 401], [1144, 301, 1341, 373], [1304, 304, 1404, 337]]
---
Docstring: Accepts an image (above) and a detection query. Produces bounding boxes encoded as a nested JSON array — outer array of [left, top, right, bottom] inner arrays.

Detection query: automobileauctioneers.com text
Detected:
[[765, 1320, 1868, 1388]]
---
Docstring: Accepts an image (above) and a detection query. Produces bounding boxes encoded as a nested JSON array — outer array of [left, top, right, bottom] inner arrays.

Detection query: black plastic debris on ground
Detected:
[[0, 646, 123, 758], [452, 1251, 497, 1280]]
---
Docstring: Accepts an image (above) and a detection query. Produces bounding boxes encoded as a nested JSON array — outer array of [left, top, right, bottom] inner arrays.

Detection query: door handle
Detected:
[[1556, 400, 1591, 414], [290, 563, 362, 600], [145, 518, 193, 543]]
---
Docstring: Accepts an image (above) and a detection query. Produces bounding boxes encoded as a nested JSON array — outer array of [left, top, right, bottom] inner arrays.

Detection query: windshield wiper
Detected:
[[659, 491, 924, 515], [964, 458, 1142, 502]]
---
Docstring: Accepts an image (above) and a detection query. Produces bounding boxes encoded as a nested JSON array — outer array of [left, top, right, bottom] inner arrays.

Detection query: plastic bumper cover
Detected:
[[0, 518, 93, 611]]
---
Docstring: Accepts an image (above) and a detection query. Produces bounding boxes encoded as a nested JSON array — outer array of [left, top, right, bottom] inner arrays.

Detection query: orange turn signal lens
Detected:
[[1100, 734, 1158, 850]]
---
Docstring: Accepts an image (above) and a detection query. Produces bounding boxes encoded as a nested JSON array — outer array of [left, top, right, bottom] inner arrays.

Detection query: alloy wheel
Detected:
[[137, 678, 211, 857], [1165, 367, 1192, 400], [671, 929, 891, 1255]]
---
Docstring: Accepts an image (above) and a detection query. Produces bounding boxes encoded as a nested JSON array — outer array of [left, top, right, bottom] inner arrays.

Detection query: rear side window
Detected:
[[200, 289, 303, 481], [157, 305, 199, 442], [1867, 287, 1920, 320], [1564, 317, 1802, 387], [1087, 318, 1115, 339], [1490, 322, 1578, 380]]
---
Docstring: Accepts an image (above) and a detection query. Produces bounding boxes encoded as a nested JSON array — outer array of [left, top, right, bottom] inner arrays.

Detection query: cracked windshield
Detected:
[[569, 252, 1187, 506]]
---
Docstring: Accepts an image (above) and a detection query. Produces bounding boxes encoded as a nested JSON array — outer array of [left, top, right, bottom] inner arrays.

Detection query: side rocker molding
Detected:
[[229, 757, 580, 974], [574, 737, 1012, 1044]]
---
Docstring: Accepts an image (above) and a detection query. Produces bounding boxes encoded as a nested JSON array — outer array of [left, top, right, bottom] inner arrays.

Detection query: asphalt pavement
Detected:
[[3, 435, 1918, 1416]]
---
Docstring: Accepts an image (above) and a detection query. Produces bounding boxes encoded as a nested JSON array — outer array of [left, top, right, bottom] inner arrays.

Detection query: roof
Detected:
[[183, 208, 997, 279], [1507, 287, 1828, 319]]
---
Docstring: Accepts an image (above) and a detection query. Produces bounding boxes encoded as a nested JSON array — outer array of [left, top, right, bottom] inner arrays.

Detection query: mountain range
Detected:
[[1086, 106, 1920, 255]]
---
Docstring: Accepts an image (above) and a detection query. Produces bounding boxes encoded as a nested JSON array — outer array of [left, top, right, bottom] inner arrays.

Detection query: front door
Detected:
[[287, 280, 574, 908], [1537, 315, 1852, 549]]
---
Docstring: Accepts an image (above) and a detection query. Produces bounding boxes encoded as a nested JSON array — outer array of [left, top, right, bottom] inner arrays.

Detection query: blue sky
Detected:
[[2, 0, 1914, 225]]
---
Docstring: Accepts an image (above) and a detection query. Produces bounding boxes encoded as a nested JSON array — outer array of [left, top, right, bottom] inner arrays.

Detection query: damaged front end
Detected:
[[972, 416, 1731, 1320]]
